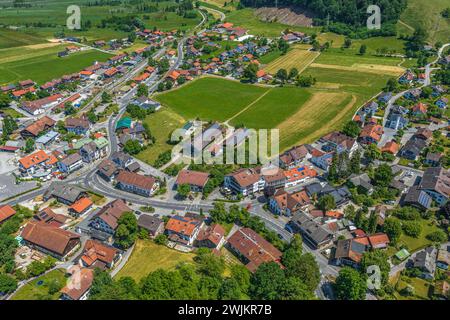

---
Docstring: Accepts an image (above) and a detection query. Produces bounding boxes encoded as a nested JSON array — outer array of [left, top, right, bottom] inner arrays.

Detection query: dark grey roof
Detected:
[[44, 182, 85, 203], [291, 213, 333, 246], [137, 215, 164, 233], [61, 152, 82, 166]]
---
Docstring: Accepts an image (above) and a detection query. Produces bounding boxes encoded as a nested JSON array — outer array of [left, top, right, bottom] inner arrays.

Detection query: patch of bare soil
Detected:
[[255, 7, 314, 27]]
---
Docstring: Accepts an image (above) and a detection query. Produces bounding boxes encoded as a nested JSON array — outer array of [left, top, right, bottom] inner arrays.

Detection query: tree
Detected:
[[296, 75, 316, 87], [359, 44, 367, 55], [101, 92, 112, 103], [349, 149, 361, 174], [426, 230, 447, 243], [335, 267, 366, 300], [0, 93, 12, 109], [343, 37, 352, 48], [284, 252, 320, 293], [218, 278, 242, 300], [114, 212, 138, 249], [177, 183, 191, 199], [280, 276, 314, 300], [123, 139, 143, 155], [249, 262, 284, 300], [384, 78, 399, 92], [2, 116, 18, 138], [137, 83, 148, 97], [288, 68, 298, 80], [277, 38, 289, 54], [342, 121, 361, 138], [373, 164, 393, 187], [360, 250, 390, 286], [402, 220, 422, 238], [24, 138, 35, 153], [243, 63, 258, 82], [275, 68, 288, 82], [318, 194, 336, 211], [0, 273, 17, 294], [383, 217, 402, 244]]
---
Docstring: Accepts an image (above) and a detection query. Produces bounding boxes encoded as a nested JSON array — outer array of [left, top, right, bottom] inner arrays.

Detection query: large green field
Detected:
[[155, 77, 268, 122], [0, 45, 111, 85], [115, 240, 195, 282]]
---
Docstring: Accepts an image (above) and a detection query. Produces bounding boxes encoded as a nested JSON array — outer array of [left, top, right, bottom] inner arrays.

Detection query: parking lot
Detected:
[[0, 172, 38, 201]]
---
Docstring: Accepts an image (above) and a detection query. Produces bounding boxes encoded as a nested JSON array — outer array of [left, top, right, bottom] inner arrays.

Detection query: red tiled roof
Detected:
[[81, 240, 118, 267], [21, 221, 80, 256], [19, 150, 50, 169], [0, 205, 16, 223], [116, 170, 156, 191], [70, 197, 93, 214], [60, 268, 94, 300], [176, 170, 209, 188], [166, 215, 201, 237], [227, 228, 282, 273]]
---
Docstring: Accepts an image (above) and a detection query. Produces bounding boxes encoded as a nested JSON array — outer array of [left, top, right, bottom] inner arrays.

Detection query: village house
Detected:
[[115, 170, 159, 197], [43, 182, 87, 205], [381, 141, 400, 155], [58, 152, 83, 174], [425, 152, 443, 167], [269, 189, 311, 217], [418, 167, 450, 206], [33, 207, 68, 228], [359, 124, 383, 145], [175, 169, 210, 192], [349, 173, 374, 195], [65, 116, 91, 135], [90, 199, 132, 234], [278, 144, 310, 169], [165, 215, 204, 247], [283, 166, 317, 188], [399, 135, 428, 161], [195, 224, 226, 249], [227, 227, 282, 273], [69, 197, 94, 217], [402, 186, 433, 211], [79, 240, 121, 270], [20, 116, 56, 139], [334, 238, 366, 268], [137, 215, 164, 238], [21, 94, 63, 115], [289, 212, 334, 249], [21, 221, 81, 260], [111, 151, 134, 169], [60, 268, 94, 300], [0, 205, 16, 225], [96, 159, 119, 182], [18, 150, 51, 176], [413, 247, 437, 279], [224, 167, 264, 196], [321, 131, 358, 155]]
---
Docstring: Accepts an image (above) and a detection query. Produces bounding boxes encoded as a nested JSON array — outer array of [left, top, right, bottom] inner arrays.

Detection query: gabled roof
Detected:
[[60, 268, 94, 300], [116, 170, 156, 191], [70, 197, 93, 214], [196, 224, 225, 246], [0, 205, 16, 223], [94, 199, 131, 230], [176, 170, 209, 188], [19, 150, 50, 169], [165, 215, 201, 237], [227, 227, 282, 273], [22, 116, 55, 136], [21, 221, 80, 256], [81, 240, 118, 267]]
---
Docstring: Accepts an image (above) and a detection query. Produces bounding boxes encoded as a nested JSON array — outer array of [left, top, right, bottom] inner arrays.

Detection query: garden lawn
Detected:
[[154, 77, 269, 122], [135, 107, 186, 165], [115, 240, 195, 282], [12, 269, 67, 300], [395, 218, 443, 254], [394, 276, 432, 300]]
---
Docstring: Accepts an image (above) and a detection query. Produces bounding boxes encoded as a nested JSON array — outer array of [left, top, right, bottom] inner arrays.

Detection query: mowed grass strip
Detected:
[[135, 107, 186, 165], [12, 269, 67, 300], [266, 47, 320, 74], [115, 240, 195, 282], [0, 29, 46, 49], [309, 62, 404, 77], [230, 87, 312, 129], [154, 77, 269, 122], [276, 91, 357, 150]]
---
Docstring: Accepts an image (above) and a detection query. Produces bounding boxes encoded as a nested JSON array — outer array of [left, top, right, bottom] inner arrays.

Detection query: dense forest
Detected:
[[241, 0, 407, 26]]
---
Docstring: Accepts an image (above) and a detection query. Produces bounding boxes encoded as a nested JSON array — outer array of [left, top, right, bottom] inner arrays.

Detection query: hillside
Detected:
[[399, 0, 450, 43]]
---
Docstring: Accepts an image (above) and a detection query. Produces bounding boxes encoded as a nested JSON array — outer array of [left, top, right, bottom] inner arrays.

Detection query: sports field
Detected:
[[0, 45, 111, 85], [265, 46, 320, 74]]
